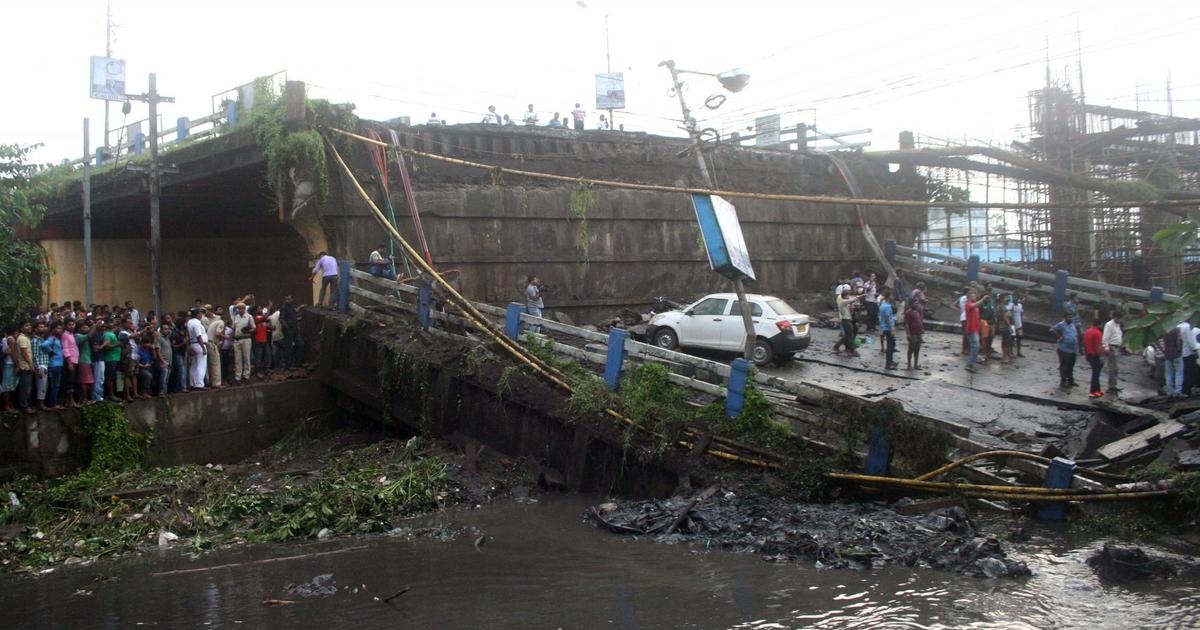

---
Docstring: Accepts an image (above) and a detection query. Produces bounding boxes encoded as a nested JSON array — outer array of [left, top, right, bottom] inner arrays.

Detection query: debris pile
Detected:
[[1087, 543, 1179, 582], [587, 487, 1030, 578]]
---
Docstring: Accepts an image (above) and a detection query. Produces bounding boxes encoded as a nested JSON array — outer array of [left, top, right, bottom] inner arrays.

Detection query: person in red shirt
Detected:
[[963, 288, 986, 372], [1082, 318, 1106, 398], [252, 309, 271, 379]]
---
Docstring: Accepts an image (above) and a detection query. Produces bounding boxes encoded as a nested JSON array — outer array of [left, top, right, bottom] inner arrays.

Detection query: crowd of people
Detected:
[[0, 295, 303, 414], [832, 270, 1200, 401], [424, 103, 620, 131]]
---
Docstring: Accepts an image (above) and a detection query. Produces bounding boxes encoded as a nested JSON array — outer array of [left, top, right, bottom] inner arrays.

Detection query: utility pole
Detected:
[[605, 13, 614, 130], [660, 60, 757, 363], [126, 73, 176, 321], [103, 0, 114, 152], [82, 119, 94, 306]]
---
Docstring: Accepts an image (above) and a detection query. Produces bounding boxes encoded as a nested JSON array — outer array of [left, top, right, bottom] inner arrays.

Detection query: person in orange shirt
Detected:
[[1082, 318, 1106, 398]]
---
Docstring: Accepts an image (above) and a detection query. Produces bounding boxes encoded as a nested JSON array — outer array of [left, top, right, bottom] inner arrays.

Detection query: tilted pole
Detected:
[[82, 118, 94, 306], [126, 73, 176, 320], [661, 60, 756, 363]]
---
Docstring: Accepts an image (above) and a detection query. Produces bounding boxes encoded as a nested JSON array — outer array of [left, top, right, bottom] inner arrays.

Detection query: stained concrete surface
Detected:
[[763, 325, 1160, 452]]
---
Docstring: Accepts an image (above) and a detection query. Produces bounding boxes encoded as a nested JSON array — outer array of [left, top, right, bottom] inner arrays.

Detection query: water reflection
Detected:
[[0, 496, 1196, 629]]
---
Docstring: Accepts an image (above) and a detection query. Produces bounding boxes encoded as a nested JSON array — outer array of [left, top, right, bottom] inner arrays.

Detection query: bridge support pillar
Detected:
[[505, 303, 523, 340]]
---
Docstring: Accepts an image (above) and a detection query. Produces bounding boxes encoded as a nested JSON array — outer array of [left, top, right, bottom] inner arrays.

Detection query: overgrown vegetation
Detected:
[[80, 402, 149, 473], [697, 385, 791, 449], [0, 143, 52, 322], [377, 340, 434, 435], [0, 438, 446, 573], [568, 179, 597, 261], [1121, 207, 1200, 351]]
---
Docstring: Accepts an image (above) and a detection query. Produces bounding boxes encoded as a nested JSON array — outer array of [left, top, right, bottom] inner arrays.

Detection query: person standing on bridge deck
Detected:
[[1103, 310, 1125, 397], [1180, 319, 1200, 397], [878, 290, 897, 370], [426, 113, 441, 126], [862, 272, 879, 337], [598, 114, 610, 130], [525, 275, 545, 334], [185, 309, 208, 391], [312, 252, 339, 308], [482, 105, 501, 125], [1012, 292, 1025, 358], [548, 113, 564, 128], [572, 103, 586, 131], [1064, 292, 1083, 354], [904, 300, 923, 370], [1083, 318, 1106, 398], [523, 104, 539, 126], [1163, 322, 1185, 399], [1051, 311, 1079, 389], [833, 275, 858, 356], [893, 270, 909, 315], [958, 286, 971, 355], [963, 288, 985, 373]]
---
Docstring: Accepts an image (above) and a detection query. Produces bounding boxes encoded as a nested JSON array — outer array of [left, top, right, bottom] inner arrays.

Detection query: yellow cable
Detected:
[[915, 450, 1127, 484], [328, 127, 1196, 211]]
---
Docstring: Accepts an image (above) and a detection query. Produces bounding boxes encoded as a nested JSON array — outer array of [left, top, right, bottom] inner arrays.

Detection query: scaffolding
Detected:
[[914, 80, 1200, 291]]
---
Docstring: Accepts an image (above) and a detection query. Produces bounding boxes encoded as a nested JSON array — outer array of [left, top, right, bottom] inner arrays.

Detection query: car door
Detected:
[[718, 300, 763, 350], [675, 297, 731, 349]]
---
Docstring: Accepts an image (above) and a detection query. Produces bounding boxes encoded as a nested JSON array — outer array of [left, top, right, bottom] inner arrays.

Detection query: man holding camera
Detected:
[[525, 275, 547, 334]]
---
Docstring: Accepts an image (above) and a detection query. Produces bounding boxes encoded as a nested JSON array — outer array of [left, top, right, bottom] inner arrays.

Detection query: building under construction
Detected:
[[892, 81, 1200, 292]]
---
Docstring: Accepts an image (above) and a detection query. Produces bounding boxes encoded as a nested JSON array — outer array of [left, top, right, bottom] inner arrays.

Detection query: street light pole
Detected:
[[605, 13, 614, 129], [82, 118, 94, 306], [661, 60, 757, 363]]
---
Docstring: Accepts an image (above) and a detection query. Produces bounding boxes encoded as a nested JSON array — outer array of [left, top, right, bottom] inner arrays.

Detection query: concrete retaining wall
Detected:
[[0, 379, 332, 478]]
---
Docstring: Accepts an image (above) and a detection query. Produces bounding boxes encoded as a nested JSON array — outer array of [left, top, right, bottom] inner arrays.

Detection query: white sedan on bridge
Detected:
[[648, 293, 811, 366]]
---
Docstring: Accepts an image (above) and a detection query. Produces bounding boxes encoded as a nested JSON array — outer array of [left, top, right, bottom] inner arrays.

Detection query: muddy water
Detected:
[[3, 496, 1198, 629]]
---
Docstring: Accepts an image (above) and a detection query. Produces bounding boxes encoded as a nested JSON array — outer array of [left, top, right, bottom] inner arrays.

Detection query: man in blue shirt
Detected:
[[878, 289, 898, 370], [1050, 311, 1079, 389]]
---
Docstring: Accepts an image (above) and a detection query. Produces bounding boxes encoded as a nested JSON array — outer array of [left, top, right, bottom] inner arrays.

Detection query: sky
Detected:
[[3, 0, 1199, 166]]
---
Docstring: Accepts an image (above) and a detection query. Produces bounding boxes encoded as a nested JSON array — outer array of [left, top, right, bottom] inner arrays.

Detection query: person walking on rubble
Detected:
[[833, 276, 858, 356], [1051, 311, 1080, 389], [904, 300, 923, 370], [963, 288, 986, 373]]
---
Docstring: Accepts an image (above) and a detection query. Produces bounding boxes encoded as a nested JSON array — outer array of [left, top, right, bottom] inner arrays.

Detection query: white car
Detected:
[[648, 293, 811, 366]]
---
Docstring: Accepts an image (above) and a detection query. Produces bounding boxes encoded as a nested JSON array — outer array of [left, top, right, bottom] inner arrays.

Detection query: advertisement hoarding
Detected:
[[690, 194, 755, 281], [90, 56, 126, 101], [595, 72, 626, 110]]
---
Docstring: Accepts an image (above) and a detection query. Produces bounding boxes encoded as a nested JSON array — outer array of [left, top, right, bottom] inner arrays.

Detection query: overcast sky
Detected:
[[3, 0, 1199, 165]]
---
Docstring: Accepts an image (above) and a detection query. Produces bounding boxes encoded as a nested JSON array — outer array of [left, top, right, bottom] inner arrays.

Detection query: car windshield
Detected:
[[766, 299, 798, 315]]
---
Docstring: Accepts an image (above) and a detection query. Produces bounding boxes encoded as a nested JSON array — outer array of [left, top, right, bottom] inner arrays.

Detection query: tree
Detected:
[[1122, 210, 1200, 351], [0, 143, 50, 323]]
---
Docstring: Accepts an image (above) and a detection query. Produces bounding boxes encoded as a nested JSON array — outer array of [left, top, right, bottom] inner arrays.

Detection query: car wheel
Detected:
[[752, 338, 773, 366], [654, 328, 679, 350]]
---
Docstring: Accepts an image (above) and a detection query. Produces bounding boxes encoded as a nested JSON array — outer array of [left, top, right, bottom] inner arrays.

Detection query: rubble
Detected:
[[586, 486, 1030, 578], [1087, 544, 1178, 582]]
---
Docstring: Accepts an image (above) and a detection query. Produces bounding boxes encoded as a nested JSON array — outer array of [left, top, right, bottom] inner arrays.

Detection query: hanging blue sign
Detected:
[[690, 194, 755, 281]]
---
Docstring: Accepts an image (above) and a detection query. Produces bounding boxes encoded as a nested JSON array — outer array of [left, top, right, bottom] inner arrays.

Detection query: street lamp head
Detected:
[[717, 68, 751, 93]]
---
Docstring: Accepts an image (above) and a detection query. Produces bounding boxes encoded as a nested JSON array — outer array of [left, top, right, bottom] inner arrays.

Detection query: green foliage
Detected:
[[700, 386, 790, 449], [568, 179, 597, 261], [250, 90, 356, 211], [1104, 178, 1163, 203], [617, 363, 689, 451], [0, 439, 447, 572], [81, 402, 147, 473], [925, 178, 970, 213], [1151, 210, 1200, 256], [377, 340, 433, 434], [0, 144, 51, 322], [1123, 274, 1200, 352], [566, 372, 614, 420]]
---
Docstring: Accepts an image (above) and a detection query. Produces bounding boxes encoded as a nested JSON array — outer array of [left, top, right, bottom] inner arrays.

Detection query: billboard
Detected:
[[90, 56, 126, 101], [690, 194, 755, 281], [595, 72, 626, 110], [755, 114, 781, 147]]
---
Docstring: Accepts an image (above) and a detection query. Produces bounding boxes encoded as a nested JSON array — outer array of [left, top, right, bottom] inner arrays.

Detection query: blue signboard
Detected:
[[690, 194, 755, 281]]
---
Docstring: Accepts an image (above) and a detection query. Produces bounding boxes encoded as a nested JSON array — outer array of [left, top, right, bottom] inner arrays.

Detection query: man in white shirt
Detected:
[[426, 113, 442, 126], [185, 309, 209, 390], [1102, 311, 1125, 395], [482, 105, 501, 125], [1182, 320, 1200, 396], [571, 103, 586, 131], [522, 104, 538, 126], [958, 287, 970, 355]]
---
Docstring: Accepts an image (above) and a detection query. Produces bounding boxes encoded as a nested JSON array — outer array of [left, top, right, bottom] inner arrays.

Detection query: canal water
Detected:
[[3, 496, 1197, 629]]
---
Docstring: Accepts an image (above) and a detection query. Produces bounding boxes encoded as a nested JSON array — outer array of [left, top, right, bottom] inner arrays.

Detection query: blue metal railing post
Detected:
[[604, 328, 629, 390], [418, 282, 432, 330], [176, 117, 190, 141], [725, 358, 751, 418], [1150, 286, 1164, 305], [336, 260, 352, 314], [133, 132, 145, 156], [884, 239, 896, 267], [505, 303, 524, 340], [226, 101, 238, 126], [865, 407, 893, 476], [1037, 457, 1077, 521]]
